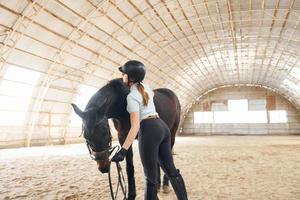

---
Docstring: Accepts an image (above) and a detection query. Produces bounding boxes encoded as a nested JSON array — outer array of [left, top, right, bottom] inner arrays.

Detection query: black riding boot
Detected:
[[169, 170, 188, 200], [145, 180, 159, 200]]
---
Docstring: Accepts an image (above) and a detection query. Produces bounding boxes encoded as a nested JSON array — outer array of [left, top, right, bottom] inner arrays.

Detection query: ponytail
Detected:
[[137, 82, 149, 106]]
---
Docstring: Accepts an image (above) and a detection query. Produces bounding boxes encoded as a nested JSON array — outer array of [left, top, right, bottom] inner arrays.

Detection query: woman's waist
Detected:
[[140, 113, 160, 123]]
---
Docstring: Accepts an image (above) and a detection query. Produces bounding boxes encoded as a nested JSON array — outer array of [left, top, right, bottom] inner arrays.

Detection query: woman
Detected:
[[111, 60, 188, 200]]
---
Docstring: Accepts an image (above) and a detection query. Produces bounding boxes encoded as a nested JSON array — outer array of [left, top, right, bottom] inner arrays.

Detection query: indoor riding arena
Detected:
[[1, 0, 300, 200]]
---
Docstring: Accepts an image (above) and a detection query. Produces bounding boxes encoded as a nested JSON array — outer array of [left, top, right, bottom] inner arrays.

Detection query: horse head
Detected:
[[71, 99, 112, 173], [71, 79, 130, 173]]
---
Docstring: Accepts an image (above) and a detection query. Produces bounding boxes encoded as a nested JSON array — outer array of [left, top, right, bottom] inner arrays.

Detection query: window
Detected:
[[269, 110, 287, 123], [228, 99, 248, 112], [248, 111, 267, 123], [193, 99, 269, 124], [227, 99, 248, 123], [211, 102, 227, 111], [194, 112, 213, 123], [248, 99, 266, 111], [0, 65, 41, 125], [5, 66, 40, 84], [214, 111, 231, 123]]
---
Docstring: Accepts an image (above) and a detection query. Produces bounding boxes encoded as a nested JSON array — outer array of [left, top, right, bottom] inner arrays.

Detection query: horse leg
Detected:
[[159, 163, 171, 194], [163, 114, 180, 193], [126, 146, 136, 200], [157, 163, 161, 191]]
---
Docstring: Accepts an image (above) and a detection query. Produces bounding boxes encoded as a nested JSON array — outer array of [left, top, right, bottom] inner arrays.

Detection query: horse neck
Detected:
[[106, 95, 131, 132], [105, 84, 129, 119], [111, 114, 131, 136], [106, 100, 127, 119], [90, 79, 129, 123]]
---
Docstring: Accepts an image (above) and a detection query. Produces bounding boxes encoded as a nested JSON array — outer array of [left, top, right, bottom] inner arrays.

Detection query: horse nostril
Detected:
[[99, 167, 109, 173]]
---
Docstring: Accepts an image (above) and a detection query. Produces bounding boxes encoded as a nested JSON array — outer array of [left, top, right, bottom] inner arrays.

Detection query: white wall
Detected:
[[182, 86, 300, 135]]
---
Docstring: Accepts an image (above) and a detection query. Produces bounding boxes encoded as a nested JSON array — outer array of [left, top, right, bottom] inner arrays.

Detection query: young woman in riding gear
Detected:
[[111, 60, 188, 200]]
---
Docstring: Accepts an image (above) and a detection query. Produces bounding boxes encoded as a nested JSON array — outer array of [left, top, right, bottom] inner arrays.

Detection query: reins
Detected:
[[86, 142, 127, 200], [108, 161, 127, 200]]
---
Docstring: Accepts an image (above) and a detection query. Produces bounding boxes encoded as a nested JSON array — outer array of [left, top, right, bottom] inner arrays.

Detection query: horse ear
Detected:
[[71, 98, 108, 119], [71, 104, 84, 118], [72, 103, 96, 119]]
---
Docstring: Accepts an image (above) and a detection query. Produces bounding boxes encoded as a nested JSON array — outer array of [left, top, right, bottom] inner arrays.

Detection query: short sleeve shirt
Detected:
[[126, 82, 158, 122]]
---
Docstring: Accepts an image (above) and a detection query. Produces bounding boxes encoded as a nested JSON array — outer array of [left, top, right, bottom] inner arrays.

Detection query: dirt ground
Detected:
[[1, 136, 300, 200]]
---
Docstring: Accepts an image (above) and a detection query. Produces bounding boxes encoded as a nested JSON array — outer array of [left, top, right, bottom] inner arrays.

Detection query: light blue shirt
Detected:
[[126, 82, 158, 122]]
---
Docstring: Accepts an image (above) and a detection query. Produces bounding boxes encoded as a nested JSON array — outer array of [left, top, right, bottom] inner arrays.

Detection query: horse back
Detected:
[[153, 88, 181, 147]]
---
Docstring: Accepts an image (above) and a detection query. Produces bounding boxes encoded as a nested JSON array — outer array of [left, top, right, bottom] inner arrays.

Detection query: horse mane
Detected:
[[107, 78, 130, 97], [85, 78, 128, 110]]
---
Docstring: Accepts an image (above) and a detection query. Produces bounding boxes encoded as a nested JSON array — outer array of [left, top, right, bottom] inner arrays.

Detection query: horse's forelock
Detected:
[[108, 78, 129, 96]]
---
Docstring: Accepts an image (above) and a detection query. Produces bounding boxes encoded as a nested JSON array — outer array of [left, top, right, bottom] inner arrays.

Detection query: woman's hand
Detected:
[[111, 147, 127, 162]]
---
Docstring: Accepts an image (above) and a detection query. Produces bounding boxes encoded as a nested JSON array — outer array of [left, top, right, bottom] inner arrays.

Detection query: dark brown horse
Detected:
[[72, 78, 181, 200]]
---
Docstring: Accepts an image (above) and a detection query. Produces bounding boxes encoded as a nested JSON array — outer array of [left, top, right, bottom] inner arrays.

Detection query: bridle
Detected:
[[86, 140, 110, 161], [85, 136, 127, 200]]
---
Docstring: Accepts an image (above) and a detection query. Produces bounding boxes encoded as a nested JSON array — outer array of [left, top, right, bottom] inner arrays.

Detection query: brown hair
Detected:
[[137, 82, 149, 106]]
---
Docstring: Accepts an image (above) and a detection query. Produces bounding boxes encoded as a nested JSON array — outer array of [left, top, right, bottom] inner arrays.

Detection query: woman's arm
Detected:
[[111, 94, 140, 162], [110, 112, 140, 162], [122, 112, 140, 150]]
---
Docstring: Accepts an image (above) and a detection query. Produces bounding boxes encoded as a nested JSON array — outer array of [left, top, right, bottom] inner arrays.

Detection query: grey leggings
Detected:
[[138, 118, 178, 188]]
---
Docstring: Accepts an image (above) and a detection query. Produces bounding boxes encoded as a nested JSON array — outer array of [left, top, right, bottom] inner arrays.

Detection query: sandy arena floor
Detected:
[[1, 136, 300, 200]]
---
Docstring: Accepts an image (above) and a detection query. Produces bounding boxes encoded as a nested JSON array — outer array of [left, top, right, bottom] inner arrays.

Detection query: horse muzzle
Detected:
[[97, 160, 110, 174], [99, 167, 109, 173]]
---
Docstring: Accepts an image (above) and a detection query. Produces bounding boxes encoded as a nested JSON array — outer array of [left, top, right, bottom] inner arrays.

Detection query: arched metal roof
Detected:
[[1, 0, 300, 145]]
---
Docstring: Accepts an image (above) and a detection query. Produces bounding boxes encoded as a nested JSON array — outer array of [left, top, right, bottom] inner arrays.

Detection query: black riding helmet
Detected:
[[118, 60, 146, 83]]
